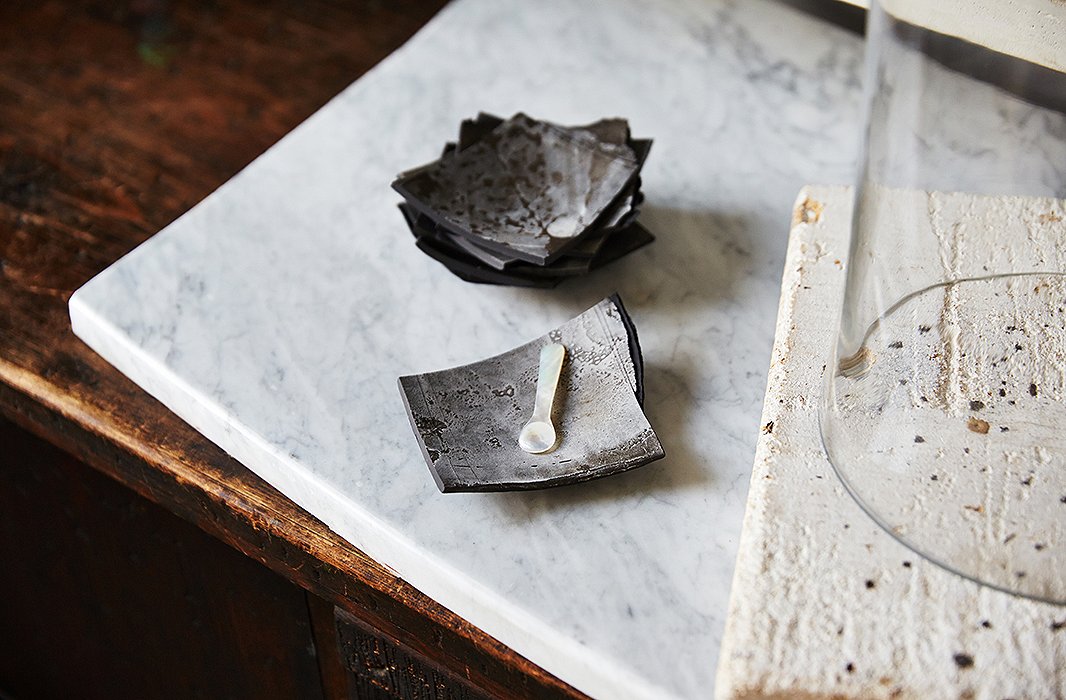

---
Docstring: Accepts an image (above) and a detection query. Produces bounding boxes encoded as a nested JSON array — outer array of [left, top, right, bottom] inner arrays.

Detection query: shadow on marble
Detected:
[[521, 203, 762, 319], [634, 203, 760, 308], [639, 359, 706, 488]]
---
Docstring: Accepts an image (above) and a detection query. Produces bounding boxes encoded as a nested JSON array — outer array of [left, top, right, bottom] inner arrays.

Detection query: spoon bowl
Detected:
[[519, 420, 557, 454], [519, 343, 566, 455]]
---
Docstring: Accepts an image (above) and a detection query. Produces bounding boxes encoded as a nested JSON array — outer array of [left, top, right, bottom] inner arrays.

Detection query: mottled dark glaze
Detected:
[[399, 202, 654, 286], [398, 297, 663, 493], [394, 113, 644, 264]]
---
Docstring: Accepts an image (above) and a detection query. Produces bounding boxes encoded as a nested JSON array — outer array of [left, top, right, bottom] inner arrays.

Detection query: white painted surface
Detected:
[[879, 0, 1066, 72], [836, 0, 1066, 73], [716, 186, 1066, 700]]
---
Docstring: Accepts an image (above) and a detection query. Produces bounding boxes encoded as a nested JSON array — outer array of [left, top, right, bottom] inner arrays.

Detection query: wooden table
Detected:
[[0, 2, 582, 697]]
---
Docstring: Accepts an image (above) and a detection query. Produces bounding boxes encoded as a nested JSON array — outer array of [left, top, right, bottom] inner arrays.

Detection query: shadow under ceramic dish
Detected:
[[518, 203, 763, 319]]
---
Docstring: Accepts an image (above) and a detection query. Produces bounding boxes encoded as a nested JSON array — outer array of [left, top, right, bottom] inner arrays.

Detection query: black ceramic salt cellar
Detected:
[[398, 295, 664, 492], [392, 113, 654, 286]]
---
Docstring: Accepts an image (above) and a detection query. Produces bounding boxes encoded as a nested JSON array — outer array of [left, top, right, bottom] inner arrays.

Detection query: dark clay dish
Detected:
[[398, 295, 663, 492], [392, 113, 654, 285]]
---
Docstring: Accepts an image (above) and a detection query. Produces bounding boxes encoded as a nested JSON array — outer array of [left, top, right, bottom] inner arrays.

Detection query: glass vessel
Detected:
[[822, 0, 1066, 602]]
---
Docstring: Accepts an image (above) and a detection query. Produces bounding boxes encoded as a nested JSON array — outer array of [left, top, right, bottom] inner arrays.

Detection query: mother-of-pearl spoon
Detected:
[[518, 343, 566, 454]]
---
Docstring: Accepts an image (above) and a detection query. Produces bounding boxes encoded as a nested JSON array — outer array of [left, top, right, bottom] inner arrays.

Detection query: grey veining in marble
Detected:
[[69, 1, 865, 697]]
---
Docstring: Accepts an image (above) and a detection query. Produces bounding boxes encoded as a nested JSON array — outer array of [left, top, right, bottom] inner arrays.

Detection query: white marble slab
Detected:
[[68, 1, 865, 698], [716, 187, 1066, 699]]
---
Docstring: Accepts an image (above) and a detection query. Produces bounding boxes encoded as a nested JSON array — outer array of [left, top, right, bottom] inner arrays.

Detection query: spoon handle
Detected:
[[531, 343, 565, 421]]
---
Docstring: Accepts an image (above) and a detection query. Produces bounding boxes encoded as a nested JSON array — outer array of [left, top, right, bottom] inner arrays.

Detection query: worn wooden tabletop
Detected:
[[0, 2, 581, 696]]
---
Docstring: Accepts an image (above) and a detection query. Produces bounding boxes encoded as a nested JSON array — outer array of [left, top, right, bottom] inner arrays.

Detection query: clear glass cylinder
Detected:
[[822, 0, 1066, 602]]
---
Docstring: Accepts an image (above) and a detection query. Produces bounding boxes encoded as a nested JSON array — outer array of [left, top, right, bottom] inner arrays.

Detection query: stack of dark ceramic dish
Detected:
[[392, 113, 653, 288]]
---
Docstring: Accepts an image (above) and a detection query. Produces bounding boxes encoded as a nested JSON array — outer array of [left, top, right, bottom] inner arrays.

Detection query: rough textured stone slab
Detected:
[[715, 185, 1066, 700]]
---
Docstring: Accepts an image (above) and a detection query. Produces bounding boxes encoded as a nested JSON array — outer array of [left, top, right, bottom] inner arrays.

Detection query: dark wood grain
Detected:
[[0, 419, 325, 700], [0, 2, 584, 698], [333, 606, 493, 700], [309, 594, 354, 700]]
